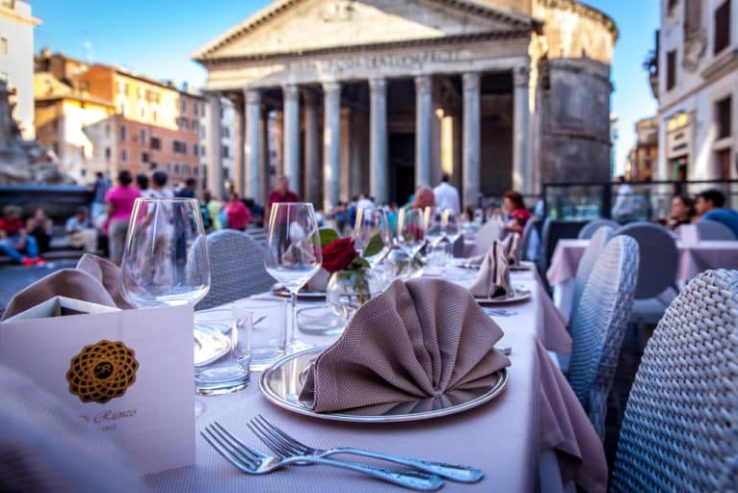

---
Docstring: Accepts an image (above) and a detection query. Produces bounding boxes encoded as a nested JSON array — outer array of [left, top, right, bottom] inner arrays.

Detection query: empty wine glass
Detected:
[[423, 207, 445, 248], [396, 207, 427, 257], [121, 198, 210, 307], [353, 206, 392, 268], [264, 203, 322, 353]]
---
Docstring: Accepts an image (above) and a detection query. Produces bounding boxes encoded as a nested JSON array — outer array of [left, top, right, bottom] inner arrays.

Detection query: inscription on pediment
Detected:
[[320, 0, 356, 22]]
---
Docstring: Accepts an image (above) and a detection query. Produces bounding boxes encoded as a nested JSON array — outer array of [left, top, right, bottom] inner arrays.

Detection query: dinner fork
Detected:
[[201, 422, 443, 491], [248, 415, 483, 483]]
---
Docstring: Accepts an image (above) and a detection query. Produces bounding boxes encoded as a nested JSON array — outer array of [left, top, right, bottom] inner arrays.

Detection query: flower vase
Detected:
[[326, 269, 383, 319]]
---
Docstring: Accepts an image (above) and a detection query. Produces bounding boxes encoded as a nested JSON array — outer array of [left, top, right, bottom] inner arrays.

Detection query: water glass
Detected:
[[232, 299, 286, 371], [194, 306, 252, 396]]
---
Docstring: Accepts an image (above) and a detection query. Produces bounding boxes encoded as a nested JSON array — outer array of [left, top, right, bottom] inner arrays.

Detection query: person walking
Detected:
[[176, 177, 197, 199], [105, 170, 140, 265], [265, 176, 299, 227], [225, 192, 252, 231], [90, 172, 111, 221], [433, 174, 460, 214]]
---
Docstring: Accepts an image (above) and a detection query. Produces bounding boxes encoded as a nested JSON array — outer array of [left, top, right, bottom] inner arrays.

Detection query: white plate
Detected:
[[475, 288, 532, 305], [259, 348, 508, 423]]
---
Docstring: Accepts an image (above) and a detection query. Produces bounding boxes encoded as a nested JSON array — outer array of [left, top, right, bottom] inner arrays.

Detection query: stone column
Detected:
[[207, 95, 224, 200], [513, 66, 533, 194], [245, 88, 262, 202], [233, 96, 245, 196], [323, 81, 341, 211], [303, 90, 320, 205], [415, 75, 433, 188], [369, 77, 388, 205], [462, 73, 481, 208], [283, 84, 301, 193]]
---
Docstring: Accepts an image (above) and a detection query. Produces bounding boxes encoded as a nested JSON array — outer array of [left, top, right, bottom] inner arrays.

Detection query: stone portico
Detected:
[[195, 0, 617, 209]]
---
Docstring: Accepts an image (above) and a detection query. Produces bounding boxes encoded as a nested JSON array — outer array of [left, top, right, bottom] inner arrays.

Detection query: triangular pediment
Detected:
[[194, 0, 533, 60]]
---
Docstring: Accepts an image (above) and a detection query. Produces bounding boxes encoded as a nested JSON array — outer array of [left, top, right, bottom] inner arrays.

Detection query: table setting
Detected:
[[0, 199, 603, 492]]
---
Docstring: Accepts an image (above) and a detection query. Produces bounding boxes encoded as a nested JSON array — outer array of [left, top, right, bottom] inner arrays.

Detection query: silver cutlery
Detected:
[[248, 415, 483, 484], [202, 422, 443, 491]]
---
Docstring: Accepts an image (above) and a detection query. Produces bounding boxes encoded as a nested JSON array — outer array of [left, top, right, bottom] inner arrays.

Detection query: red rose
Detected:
[[321, 237, 357, 273]]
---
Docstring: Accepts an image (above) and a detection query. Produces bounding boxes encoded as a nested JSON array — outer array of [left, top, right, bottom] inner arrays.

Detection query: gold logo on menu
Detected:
[[67, 340, 139, 404]]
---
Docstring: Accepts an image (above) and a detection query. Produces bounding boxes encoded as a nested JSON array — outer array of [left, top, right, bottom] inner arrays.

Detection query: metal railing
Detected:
[[541, 179, 738, 222]]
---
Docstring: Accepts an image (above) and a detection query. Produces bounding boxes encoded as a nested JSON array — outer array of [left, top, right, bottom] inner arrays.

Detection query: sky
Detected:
[[29, 0, 659, 174]]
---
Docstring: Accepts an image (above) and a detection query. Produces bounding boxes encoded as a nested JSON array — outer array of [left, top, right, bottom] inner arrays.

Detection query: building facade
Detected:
[[195, 0, 617, 210], [625, 116, 659, 181], [0, 0, 40, 140], [35, 52, 206, 186], [655, 0, 737, 182]]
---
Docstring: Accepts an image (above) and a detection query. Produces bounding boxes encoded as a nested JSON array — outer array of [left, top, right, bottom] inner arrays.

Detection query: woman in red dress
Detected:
[[225, 192, 252, 231], [500, 190, 531, 235]]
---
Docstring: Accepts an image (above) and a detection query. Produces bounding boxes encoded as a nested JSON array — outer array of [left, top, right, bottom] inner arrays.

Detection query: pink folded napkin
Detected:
[[300, 278, 510, 412], [469, 241, 514, 299], [1, 254, 131, 320]]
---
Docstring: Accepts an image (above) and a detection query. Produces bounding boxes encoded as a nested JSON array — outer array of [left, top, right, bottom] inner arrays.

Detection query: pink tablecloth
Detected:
[[147, 278, 603, 493], [547, 239, 738, 287]]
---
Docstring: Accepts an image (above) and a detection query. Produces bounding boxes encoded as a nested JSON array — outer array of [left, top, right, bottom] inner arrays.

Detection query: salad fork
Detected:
[[248, 415, 483, 483], [201, 422, 443, 491]]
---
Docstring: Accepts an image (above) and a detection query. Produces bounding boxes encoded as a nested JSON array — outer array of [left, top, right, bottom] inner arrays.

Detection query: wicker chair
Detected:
[[697, 220, 737, 240], [578, 219, 620, 240], [611, 269, 738, 492], [570, 225, 614, 318], [567, 235, 639, 439], [195, 230, 275, 310]]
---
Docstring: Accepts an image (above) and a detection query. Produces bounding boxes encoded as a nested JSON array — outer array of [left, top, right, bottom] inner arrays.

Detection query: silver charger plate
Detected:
[[259, 347, 508, 423], [475, 288, 532, 305], [272, 286, 326, 301]]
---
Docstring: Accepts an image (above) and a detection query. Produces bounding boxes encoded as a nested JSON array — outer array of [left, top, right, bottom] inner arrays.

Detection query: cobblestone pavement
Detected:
[[0, 261, 77, 312]]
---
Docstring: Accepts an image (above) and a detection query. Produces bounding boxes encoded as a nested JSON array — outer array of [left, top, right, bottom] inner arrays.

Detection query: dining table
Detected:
[[546, 239, 738, 318], [146, 264, 603, 493]]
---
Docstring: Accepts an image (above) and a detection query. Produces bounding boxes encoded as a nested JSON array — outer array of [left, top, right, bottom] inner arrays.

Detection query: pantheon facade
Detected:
[[196, 0, 617, 210]]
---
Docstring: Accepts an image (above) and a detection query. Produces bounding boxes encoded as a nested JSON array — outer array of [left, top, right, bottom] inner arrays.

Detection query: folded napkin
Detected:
[[1, 254, 131, 321], [299, 278, 510, 412], [469, 240, 514, 299], [503, 233, 522, 265]]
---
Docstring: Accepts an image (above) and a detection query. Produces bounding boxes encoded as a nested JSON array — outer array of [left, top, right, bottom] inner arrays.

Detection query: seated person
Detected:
[[0, 206, 43, 265], [25, 208, 53, 253], [499, 190, 531, 235], [65, 207, 98, 253], [695, 189, 738, 238], [667, 195, 696, 230]]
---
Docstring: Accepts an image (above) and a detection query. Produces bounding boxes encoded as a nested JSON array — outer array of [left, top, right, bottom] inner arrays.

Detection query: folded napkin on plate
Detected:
[[503, 233, 522, 265], [469, 240, 514, 299], [299, 278, 510, 412], [1, 254, 131, 321]]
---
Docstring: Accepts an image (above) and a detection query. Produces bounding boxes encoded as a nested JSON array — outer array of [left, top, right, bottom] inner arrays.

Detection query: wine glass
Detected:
[[396, 207, 427, 257], [423, 207, 445, 249], [353, 206, 392, 268], [264, 203, 322, 353], [440, 208, 462, 265], [120, 197, 211, 414]]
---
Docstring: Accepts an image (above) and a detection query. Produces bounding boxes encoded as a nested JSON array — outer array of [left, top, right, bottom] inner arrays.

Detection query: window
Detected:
[[150, 137, 161, 150], [194, 166, 199, 176], [174, 164, 181, 174], [121, 149, 128, 162], [193, 144, 199, 156], [666, 50, 677, 91], [120, 124, 127, 141], [140, 128, 146, 142], [222, 126, 230, 138], [180, 99, 187, 113], [105, 147, 111, 161], [716, 96, 732, 139], [668, 0, 678, 13], [201, 145, 206, 157], [141, 151, 149, 163], [166, 163, 172, 173], [222, 145, 229, 158], [714, 0, 731, 55], [150, 162, 157, 170], [685, 0, 702, 39], [0, 37, 7, 56]]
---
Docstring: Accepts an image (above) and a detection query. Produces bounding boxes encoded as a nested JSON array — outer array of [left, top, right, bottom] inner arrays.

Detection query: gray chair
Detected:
[[697, 219, 737, 240], [196, 230, 275, 310], [578, 218, 620, 239], [570, 225, 614, 318], [246, 226, 268, 246], [611, 269, 738, 492], [567, 235, 639, 439]]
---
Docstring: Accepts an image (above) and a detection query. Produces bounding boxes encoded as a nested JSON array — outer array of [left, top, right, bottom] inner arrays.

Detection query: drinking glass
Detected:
[[423, 207, 445, 248], [441, 208, 462, 261], [396, 208, 427, 257], [353, 206, 392, 268], [264, 203, 322, 353], [194, 306, 252, 395], [120, 198, 210, 308]]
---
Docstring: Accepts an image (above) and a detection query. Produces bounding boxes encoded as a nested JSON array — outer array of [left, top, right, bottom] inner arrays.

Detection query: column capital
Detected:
[[322, 80, 341, 96], [462, 72, 481, 92], [513, 66, 530, 87], [414, 74, 432, 93], [244, 88, 261, 105], [369, 77, 386, 93], [283, 83, 299, 99]]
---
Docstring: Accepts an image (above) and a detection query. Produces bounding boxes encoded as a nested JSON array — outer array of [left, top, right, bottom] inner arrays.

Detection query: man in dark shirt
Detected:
[[696, 189, 738, 238], [176, 177, 198, 199], [265, 176, 299, 228]]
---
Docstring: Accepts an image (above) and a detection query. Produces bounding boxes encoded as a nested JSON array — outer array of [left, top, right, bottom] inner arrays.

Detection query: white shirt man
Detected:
[[433, 175, 461, 214]]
